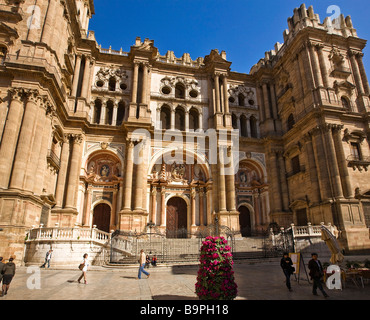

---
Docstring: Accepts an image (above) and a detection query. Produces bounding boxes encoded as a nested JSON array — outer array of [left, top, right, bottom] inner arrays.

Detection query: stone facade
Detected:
[[0, 1, 370, 263]]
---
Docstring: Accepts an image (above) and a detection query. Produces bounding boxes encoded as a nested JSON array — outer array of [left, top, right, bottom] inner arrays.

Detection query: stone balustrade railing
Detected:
[[27, 225, 111, 245], [290, 222, 336, 238]]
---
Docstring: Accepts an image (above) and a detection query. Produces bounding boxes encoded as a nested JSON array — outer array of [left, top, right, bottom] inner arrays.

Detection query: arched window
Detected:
[[287, 114, 295, 131], [175, 106, 185, 131], [240, 115, 248, 137], [160, 105, 171, 130], [341, 96, 351, 111], [232, 114, 238, 130], [106, 100, 114, 125], [250, 116, 258, 138], [175, 83, 185, 99], [109, 77, 116, 91], [94, 99, 102, 124], [189, 108, 199, 130], [238, 93, 245, 107], [116, 101, 125, 126]]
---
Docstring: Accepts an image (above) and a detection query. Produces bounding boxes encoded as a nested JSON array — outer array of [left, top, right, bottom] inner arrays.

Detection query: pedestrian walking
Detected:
[[308, 253, 329, 298], [280, 252, 294, 292], [40, 249, 53, 268], [1, 257, 16, 297], [77, 253, 89, 284], [138, 249, 150, 279]]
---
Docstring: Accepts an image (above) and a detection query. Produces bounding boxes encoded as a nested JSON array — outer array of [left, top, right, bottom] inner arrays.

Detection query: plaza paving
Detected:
[[1, 257, 370, 301]]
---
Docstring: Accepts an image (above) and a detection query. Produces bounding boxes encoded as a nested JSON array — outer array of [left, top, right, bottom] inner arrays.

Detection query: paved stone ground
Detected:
[[1, 257, 370, 301]]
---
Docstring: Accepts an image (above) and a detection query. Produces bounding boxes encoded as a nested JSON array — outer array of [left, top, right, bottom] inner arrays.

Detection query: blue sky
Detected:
[[89, 0, 370, 75]]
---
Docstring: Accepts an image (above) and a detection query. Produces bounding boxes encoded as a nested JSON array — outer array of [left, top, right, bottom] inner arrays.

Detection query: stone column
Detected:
[[303, 133, 321, 204], [303, 44, 315, 90], [222, 76, 230, 114], [356, 53, 370, 95], [151, 187, 157, 224], [141, 63, 149, 105], [160, 186, 166, 226], [72, 55, 82, 97], [131, 62, 139, 104], [199, 190, 204, 226], [170, 109, 175, 130], [349, 50, 365, 95], [246, 116, 251, 137], [40, 0, 58, 44], [225, 146, 236, 211], [100, 99, 106, 125], [185, 110, 189, 132], [277, 151, 289, 211], [191, 188, 196, 226], [123, 140, 134, 210], [257, 86, 265, 122], [323, 125, 343, 198], [81, 56, 91, 99], [134, 142, 144, 211], [316, 44, 330, 88], [332, 126, 353, 198], [262, 83, 271, 119], [311, 127, 331, 200], [24, 100, 48, 193], [9, 90, 40, 190], [218, 147, 227, 212], [269, 83, 278, 119], [54, 136, 70, 208], [268, 151, 282, 212], [214, 74, 221, 113], [64, 134, 83, 209], [33, 102, 54, 195], [0, 89, 24, 188], [206, 186, 212, 225], [112, 101, 118, 126], [308, 41, 323, 88]]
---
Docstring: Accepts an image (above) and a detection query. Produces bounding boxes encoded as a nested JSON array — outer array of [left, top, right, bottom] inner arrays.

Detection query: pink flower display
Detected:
[[195, 236, 238, 300]]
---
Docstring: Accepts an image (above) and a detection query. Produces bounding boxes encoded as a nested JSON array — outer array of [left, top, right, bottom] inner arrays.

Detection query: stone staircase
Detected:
[[109, 236, 270, 265]]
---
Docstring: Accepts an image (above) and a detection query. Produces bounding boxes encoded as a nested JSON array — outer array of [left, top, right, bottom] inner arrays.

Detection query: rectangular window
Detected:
[[291, 155, 300, 174], [350, 142, 362, 161]]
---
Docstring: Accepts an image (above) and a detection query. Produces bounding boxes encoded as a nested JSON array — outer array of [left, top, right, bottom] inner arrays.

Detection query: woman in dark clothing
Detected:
[[280, 252, 294, 292], [1, 257, 16, 297]]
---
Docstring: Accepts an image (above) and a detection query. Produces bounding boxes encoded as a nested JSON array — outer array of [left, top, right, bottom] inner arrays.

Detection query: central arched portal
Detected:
[[239, 205, 252, 237], [166, 197, 188, 238], [93, 203, 111, 233]]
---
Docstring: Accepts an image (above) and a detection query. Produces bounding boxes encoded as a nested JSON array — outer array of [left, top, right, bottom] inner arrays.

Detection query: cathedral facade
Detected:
[[0, 0, 370, 261]]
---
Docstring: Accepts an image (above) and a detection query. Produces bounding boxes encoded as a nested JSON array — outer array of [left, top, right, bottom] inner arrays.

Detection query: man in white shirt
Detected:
[[41, 250, 53, 268], [138, 249, 150, 279]]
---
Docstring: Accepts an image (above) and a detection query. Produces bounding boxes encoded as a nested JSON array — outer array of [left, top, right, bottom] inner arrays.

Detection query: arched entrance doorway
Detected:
[[93, 203, 111, 233], [239, 206, 252, 237], [166, 197, 187, 238]]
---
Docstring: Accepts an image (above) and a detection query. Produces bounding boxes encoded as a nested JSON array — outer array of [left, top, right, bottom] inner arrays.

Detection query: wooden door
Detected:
[[239, 206, 252, 237], [93, 203, 111, 233], [166, 197, 187, 238]]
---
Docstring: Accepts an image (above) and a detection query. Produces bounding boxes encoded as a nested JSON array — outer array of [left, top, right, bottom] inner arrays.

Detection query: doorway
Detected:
[[93, 203, 111, 233], [166, 197, 188, 238], [239, 205, 252, 237]]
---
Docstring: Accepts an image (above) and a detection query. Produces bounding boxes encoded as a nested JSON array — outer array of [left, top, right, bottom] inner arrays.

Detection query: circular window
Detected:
[[248, 100, 255, 106], [120, 83, 127, 91], [161, 86, 171, 95], [229, 97, 235, 103], [96, 80, 104, 88], [189, 90, 198, 98]]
